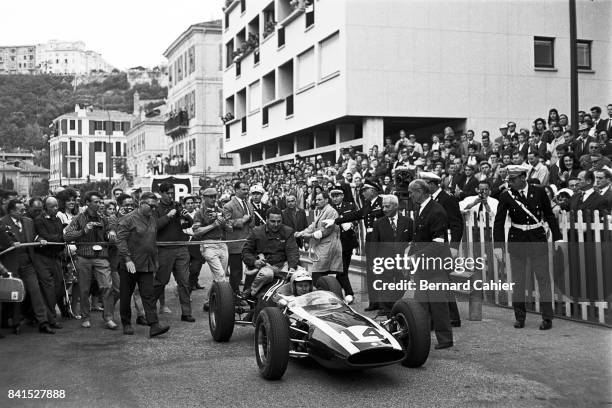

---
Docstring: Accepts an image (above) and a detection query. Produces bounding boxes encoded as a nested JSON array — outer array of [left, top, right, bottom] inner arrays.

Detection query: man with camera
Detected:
[[459, 180, 499, 217], [152, 182, 195, 323], [64, 191, 117, 330], [193, 188, 232, 311]]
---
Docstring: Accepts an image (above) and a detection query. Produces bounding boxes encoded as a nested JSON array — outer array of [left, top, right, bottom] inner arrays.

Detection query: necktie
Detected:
[[16, 221, 22, 232], [528, 168, 535, 179], [520, 190, 526, 201], [478, 202, 484, 214], [390, 217, 396, 232], [241, 199, 249, 216]]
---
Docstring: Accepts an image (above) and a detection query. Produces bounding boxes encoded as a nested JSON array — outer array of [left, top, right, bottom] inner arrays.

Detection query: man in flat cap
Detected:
[[493, 165, 562, 330]]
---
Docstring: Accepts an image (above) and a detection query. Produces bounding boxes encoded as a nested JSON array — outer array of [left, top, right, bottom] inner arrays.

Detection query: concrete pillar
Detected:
[[362, 117, 384, 149]]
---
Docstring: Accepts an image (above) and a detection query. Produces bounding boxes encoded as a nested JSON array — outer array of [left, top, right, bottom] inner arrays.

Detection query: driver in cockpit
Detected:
[[276, 269, 313, 298]]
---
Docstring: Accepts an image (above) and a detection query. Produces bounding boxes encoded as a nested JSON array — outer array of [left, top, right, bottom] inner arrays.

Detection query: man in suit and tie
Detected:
[[568, 170, 608, 219], [370, 194, 413, 314], [407, 179, 454, 349], [591, 106, 607, 134], [458, 164, 479, 200], [281, 195, 308, 249], [572, 124, 594, 161], [224, 181, 254, 295], [493, 165, 562, 330], [421, 172, 464, 327], [0, 199, 56, 334], [594, 168, 612, 210]]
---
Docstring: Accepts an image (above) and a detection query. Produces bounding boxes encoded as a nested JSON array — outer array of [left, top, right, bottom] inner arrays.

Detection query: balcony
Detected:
[[165, 110, 190, 138]]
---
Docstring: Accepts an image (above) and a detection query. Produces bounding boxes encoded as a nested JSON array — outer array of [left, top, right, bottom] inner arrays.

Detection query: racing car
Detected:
[[208, 269, 431, 380]]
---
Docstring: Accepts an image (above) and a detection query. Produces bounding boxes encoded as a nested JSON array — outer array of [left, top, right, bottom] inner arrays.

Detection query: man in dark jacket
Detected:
[[421, 172, 464, 327], [0, 199, 55, 334], [117, 192, 169, 337], [33, 196, 65, 327], [281, 195, 307, 248], [329, 187, 358, 303], [407, 179, 453, 349], [493, 165, 562, 331], [242, 207, 299, 297], [153, 182, 195, 323]]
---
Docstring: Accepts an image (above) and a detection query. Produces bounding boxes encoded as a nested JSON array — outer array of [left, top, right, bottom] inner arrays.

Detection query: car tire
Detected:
[[316, 275, 343, 298], [254, 307, 290, 380], [208, 281, 235, 342], [391, 299, 430, 368]]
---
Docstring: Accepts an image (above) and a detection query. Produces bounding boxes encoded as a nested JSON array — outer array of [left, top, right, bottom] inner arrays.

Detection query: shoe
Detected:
[[149, 323, 170, 338], [181, 315, 196, 323], [514, 320, 525, 329], [81, 320, 91, 328], [136, 316, 148, 326], [91, 306, 104, 312], [202, 302, 210, 312], [434, 342, 453, 350], [50, 322, 63, 329], [39, 324, 56, 334], [539, 319, 552, 330], [105, 320, 118, 330], [364, 303, 380, 312], [160, 306, 172, 314], [450, 320, 461, 327], [123, 325, 134, 335], [193, 284, 205, 291], [344, 295, 354, 305], [74, 314, 82, 320]]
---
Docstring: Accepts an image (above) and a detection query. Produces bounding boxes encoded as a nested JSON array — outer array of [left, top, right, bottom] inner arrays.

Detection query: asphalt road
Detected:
[[1, 276, 610, 408]]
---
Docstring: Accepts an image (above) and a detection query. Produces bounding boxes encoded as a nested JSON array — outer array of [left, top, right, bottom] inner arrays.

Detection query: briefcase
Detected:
[[0, 272, 25, 303]]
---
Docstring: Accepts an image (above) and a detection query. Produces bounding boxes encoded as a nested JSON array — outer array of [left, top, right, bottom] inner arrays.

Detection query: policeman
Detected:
[[329, 185, 358, 304], [493, 165, 562, 330], [330, 178, 385, 311], [249, 184, 269, 227]]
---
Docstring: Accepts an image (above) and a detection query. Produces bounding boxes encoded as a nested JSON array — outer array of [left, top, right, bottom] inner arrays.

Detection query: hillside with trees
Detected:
[[0, 73, 167, 167]]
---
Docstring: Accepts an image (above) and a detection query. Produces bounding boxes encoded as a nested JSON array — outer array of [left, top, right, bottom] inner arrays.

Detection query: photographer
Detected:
[[193, 188, 232, 311], [152, 182, 195, 323], [64, 191, 117, 330], [459, 180, 499, 217]]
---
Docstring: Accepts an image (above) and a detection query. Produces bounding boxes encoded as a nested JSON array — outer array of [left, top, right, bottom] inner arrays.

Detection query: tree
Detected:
[[31, 178, 50, 197]]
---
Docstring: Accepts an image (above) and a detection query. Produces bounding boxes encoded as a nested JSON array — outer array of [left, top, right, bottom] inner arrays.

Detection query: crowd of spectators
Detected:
[[212, 104, 612, 217]]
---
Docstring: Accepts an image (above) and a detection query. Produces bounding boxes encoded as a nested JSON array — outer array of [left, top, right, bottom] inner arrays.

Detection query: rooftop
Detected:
[[163, 20, 222, 57]]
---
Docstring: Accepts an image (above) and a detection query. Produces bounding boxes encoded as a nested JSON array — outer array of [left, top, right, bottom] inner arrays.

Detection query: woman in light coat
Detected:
[[295, 192, 343, 282]]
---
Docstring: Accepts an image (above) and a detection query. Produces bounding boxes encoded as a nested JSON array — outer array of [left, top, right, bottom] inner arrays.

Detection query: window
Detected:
[[534, 37, 554, 68], [97, 162, 104, 173], [69, 140, 76, 155], [115, 141, 121, 156], [94, 121, 104, 131], [577, 40, 592, 70], [94, 141, 106, 152], [69, 120, 76, 130], [177, 56, 183, 81], [70, 162, 76, 178], [319, 31, 340, 79], [249, 80, 261, 113], [188, 46, 195, 73], [297, 47, 315, 89], [226, 39, 235, 68], [305, 0, 315, 28]]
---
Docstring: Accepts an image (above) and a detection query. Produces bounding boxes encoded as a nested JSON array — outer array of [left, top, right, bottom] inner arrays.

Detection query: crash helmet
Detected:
[[290, 268, 313, 296]]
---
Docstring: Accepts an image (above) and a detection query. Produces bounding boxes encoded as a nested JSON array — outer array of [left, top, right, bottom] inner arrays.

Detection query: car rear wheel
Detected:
[[254, 307, 290, 380], [316, 275, 343, 298], [391, 299, 430, 367], [208, 281, 235, 342]]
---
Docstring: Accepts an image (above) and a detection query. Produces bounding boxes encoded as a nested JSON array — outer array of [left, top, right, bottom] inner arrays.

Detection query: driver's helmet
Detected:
[[290, 269, 313, 296]]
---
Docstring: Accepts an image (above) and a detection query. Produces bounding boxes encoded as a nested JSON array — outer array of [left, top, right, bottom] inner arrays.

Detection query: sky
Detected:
[[1, 0, 225, 70]]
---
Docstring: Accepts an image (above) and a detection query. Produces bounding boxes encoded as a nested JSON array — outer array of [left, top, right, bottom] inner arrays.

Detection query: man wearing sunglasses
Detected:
[[116, 192, 169, 338]]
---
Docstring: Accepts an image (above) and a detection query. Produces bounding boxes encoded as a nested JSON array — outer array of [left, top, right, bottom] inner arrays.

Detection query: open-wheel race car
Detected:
[[207, 269, 431, 380]]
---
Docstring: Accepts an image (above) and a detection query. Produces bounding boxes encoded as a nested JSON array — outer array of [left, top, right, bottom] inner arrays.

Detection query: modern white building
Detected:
[[163, 20, 236, 176], [36, 40, 113, 74], [222, 0, 612, 168], [48, 105, 134, 189]]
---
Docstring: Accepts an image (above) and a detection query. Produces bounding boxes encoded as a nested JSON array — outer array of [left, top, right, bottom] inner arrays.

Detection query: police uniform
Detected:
[[335, 181, 385, 310], [493, 165, 561, 329], [330, 187, 359, 297]]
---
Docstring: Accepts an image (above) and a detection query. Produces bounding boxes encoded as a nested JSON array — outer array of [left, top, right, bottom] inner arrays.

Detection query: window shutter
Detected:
[[89, 143, 95, 175], [89, 120, 95, 135], [61, 119, 67, 134], [78, 120, 82, 134]]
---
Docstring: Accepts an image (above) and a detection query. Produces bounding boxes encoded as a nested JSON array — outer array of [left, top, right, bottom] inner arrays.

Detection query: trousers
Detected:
[[153, 247, 192, 317], [119, 267, 158, 326], [510, 251, 553, 321], [75, 256, 114, 322]]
